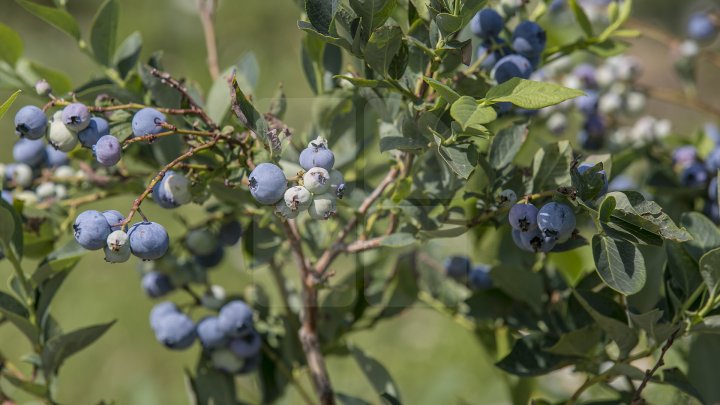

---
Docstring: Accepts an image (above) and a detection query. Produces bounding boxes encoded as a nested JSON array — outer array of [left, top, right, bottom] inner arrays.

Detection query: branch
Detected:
[[149, 68, 218, 130], [196, 0, 220, 80], [41, 99, 200, 116], [631, 329, 680, 404], [647, 87, 720, 118]]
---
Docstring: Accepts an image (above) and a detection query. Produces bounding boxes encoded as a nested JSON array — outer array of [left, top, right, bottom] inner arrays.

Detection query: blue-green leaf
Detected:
[[14, 0, 81, 41], [485, 78, 584, 109], [90, 0, 118, 66], [0, 23, 23, 66], [42, 320, 116, 377]]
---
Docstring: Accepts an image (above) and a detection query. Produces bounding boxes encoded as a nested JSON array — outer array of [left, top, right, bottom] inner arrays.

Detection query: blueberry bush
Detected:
[[0, 0, 720, 404]]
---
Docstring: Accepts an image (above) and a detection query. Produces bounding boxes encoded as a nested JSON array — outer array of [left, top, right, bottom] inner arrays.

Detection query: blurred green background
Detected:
[[0, 0, 719, 404]]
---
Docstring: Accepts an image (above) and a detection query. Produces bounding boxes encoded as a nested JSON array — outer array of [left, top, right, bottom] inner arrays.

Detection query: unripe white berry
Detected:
[[284, 186, 312, 211], [308, 193, 336, 220], [303, 167, 330, 194]]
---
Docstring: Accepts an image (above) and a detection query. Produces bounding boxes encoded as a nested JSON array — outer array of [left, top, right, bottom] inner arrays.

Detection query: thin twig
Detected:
[[631, 329, 680, 404], [149, 68, 218, 130], [196, 0, 220, 80], [647, 87, 720, 118], [41, 99, 200, 115]]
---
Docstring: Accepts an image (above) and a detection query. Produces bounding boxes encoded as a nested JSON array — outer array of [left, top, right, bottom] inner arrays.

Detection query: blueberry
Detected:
[[196, 316, 228, 350], [45, 146, 68, 167], [709, 177, 718, 201], [1, 190, 12, 204], [680, 161, 708, 187], [511, 229, 531, 251], [470, 8, 504, 38], [74, 210, 113, 250], [546, 112, 568, 135], [185, 228, 219, 256], [104, 230, 131, 263], [128, 221, 170, 260], [275, 201, 299, 220], [299, 137, 335, 171], [303, 167, 331, 194], [132, 108, 166, 137], [537, 202, 576, 242], [102, 210, 125, 231], [153, 170, 191, 208], [237, 353, 261, 374], [35, 183, 54, 201], [77, 117, 110, 148], [444, 256, 471, 280], [706, 147, 720, 173], [14, 106, 47, 140], [574, 91, 599, 115], [308, 193, 336, 220], [512, 21, 547, 58], [572, 63, 597, 89], [94, 135, 121, 167], [520, 228, 557, 253], [47, 117, 79, 153], [142, 271, 175, 298], [578, 113, 606, 150], [687, 12, 717, 42], [491, 54, 533, 84], [61, 103, 91, 131], [218, 220, 242, 246], [6, 163, 33, 188], [201, 285, 227, 310], [229, 329, 261, 358], [476, 38, 513, 71], [34, 79, 51, 96], [498, 189, 518, 207], [577, 162, 609, 196], [284, 186, 313, 212], [149, 301, 179, 329], [13, 138, 46, 167], [468, 265, 493, 290], [195, 245, 225, 268], [248, 163, 287, 205], [211, 349, 245, 373], [218, 300, 254, 338], [153, 312, 196, 350], [508, 203, 539, 232], [706, 123, 720, 146]]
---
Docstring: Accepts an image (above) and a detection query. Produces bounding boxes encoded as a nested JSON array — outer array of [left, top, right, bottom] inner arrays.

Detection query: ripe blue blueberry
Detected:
[[142, 271, 175, 298], [491, 54, 533, 84], [578, 113, 606, 150], [520, 228, 557, 253], [468, 265, 493, 290], [132, 108, 166, 136], [153, 170, 192, 208], [537, 202, 576, 242], [153, 312, 196, 350], [680, 161, 708, 187], [14, 106, 47, 140], [508, 203, 539, 232], [229, 329, 262, 358], [299, 137, 335, 171], [705, 147, 720, 173], [444, 256, 471, 280], [512, 21, 547, 58], [185, 228, 219, 256], [13, 138, 46, 167], [196, 316, 228, 350], [470, 8, 504, 38], [218, 300, 254, 338], [476, 39, 513, 71], [102, 210, 125, 231], [218, 220, 242, 246], [94, 135, 122, 167], [128, 221, 170, 260], [709, 177, 718, 201], [572, 63, 598, 89], [577, 163, 609, 196], [248, 163, 287, 205], [61, 103, 91, 131], [74, 210, 113, 250], [45, 146, 68, 167], [673, 145, 698, 168], [574, 91, 600, 115], [149, 301, 179, 329], [687, 12, 717, 41], [77, 117, 110, 148], [195, 245, 225, 268]]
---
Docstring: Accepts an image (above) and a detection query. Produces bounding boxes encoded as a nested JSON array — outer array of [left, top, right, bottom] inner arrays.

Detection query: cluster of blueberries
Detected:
[[150, 300, 261, 374], [470, 8, 546, 85], [247, 136, 344, 220], [673, 140, 720, 222], [443, 256, 492, 291]]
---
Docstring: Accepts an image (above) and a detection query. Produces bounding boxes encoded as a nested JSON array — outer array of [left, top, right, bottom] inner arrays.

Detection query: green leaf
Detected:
[[297, 20, 353, 52], [598, 194, 616, 222], [592, 235, 647, 295], [665, 241, 703, 299], [14, 0, 81, 41], [659, 367, 704, 403], [587, 39, 628, 57], [699, 247, 720, 294], [89, 0, 118, 66], [379, 136, 426, 152], [16, 59, 72, 95], [350, 346, 402, 401], [435, 137, 478, 180], [0, 290, 28, 317], [598, 0, 632, 41], [365, 26, 404, 78], [305, 0, 338, 35], [628, 309, 678, 343], [680, 212, 720, 261], [568, 0, 593, 37], [230, 74, 269, 149], [0, 89, 22, 121], [574, 291, 638, 356], [496, 334, 574, 377], [380, 232, 416, 248], [0, 198, 24, 259], [450, 96, 497, 131], [489, 123, 527, 170], [606, 192, 692, 245], [0, 23, 23, 66], [691, 315, 720, 335], [532, 140, 573, 192], [544, 326, 602, 357], [42, 320, 115, 377], [0, 308, 38, 344], [113, 31, 142, 78], [2, 374, 48, 397], [490, 265, 544, 312], [423, 77, 461, 103], [435, 13, 463, 37], [189, 354, 238, 405], [349, 0, 397, 33], [485, 78, 584, 109]]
